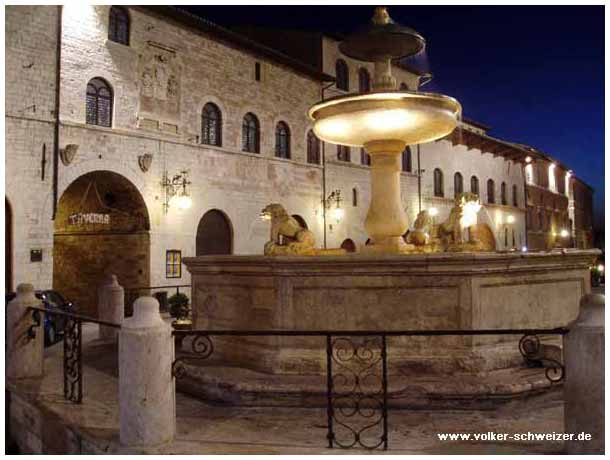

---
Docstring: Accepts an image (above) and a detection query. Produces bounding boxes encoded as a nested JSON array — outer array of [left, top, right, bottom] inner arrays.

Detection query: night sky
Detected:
[[182, 5, 604, 223]]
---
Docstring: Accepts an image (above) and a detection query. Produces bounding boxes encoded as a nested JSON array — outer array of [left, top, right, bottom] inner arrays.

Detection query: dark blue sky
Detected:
[[183, 5, 604, 221]]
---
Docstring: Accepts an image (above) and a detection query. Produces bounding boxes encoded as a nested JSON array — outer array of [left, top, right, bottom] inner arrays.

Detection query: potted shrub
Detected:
[[168, 292, 189, 320]]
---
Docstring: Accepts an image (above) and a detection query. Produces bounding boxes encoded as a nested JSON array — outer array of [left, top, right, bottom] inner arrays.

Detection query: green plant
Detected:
[[168, 292, 189, 319]]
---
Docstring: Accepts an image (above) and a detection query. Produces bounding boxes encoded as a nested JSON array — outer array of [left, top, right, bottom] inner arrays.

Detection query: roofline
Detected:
[[461, 116, 491, 132], [138, 6, 335, 83], [573, 176, 594, 192]]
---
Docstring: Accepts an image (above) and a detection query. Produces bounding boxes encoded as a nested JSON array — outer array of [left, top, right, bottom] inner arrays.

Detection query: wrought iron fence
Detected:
[[171, 327, 568, 451], [124, 284, 191, 316], [27, 306, 121, 403]]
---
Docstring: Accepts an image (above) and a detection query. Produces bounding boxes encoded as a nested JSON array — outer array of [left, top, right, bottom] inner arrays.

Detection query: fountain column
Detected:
[[364, 140, 409, 253]]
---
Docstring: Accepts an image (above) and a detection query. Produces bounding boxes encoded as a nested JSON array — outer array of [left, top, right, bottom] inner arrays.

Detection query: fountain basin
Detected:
[[184, 249, 598, 376], [308, 91, 461, 147]]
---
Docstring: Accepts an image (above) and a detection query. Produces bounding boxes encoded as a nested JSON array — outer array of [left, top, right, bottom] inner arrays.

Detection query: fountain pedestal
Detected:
[[363, 140, 410, 253]]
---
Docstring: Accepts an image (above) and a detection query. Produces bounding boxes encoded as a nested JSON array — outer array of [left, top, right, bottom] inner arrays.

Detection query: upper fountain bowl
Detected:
[[308, 91, 462, 148]]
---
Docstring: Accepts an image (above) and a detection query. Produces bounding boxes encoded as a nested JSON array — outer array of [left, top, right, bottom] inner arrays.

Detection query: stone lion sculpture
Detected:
[[438, 192, 481, 246], [261, 204, 316, 255], [406, 210, 433, 246]]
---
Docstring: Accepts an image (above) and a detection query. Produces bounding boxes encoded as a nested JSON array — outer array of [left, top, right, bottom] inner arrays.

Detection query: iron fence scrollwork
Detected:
[[26, 306, 120, 404], [171, 333, 214, 379], [326, 334, 388, 450], [63, 318, 83, 403], [518, 334, 565, 383]]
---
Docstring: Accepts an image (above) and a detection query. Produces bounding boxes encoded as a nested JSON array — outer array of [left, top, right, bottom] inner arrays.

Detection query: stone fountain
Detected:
[[181, 8, 598, 405]]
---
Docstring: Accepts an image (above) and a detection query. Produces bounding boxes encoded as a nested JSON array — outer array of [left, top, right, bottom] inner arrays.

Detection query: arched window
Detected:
[[335, 59, 349, 91], [402, 146, 412, 172], [433, 168, 444, 197], [352, 188, 358, 207], [501, 182, 507, 205], [337, 145, 350, 162], [201, 103, 222, 146], [306, 130, 320, 164], [242, 112, 260, 153], [487, 179, 495, 204], [86, 77, 113, 127], [358, 68, 370, 93], [108, 6, 129, 45], [399, 82, 408, 90], [454, 172, 464, 197], [470, 175, 479, 196], [512, 184, 518, 207], [275, 121, 291, 159], [360, 148, 371, 166]]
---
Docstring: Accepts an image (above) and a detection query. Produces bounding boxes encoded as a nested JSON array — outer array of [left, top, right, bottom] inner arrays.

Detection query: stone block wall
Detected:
[[5, 6, 59, 290]]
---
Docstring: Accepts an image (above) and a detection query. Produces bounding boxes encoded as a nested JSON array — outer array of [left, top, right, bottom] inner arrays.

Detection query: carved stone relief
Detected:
[[137, 42, 181, 132]]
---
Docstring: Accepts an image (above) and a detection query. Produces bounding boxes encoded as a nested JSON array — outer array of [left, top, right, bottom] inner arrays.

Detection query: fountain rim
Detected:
[[184, 248, 601, 266], [308, 89, 462, 122]]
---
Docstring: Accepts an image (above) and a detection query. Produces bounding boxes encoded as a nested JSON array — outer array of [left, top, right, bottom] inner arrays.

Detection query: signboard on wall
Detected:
[[68, 213, 111, 225]]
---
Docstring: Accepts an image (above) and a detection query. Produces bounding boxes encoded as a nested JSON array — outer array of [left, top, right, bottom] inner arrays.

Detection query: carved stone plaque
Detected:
[[137, 42, 181, 130]]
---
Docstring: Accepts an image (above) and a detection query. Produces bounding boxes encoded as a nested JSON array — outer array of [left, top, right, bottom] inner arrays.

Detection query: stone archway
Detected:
[[196, 209, 233, 256], [53, 171, 150, 316], [291, 214, 308, 230], [6, 198, 13, 292], [340, 238, 357, 253]]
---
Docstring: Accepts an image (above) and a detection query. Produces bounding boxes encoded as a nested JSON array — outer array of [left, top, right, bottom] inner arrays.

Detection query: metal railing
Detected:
[[124, 284, 191, 316], [171, 327, 568, 451], [27, 306, 121, 404]]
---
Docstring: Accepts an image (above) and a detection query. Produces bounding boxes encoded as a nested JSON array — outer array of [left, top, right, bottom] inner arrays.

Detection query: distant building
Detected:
[[5, 6, 595, 314]]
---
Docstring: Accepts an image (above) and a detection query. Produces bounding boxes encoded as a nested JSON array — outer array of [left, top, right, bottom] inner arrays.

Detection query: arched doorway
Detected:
[[6, 199, 13, 292], [54, 171, 150, 316], [196, 209, 233, 255], [340, 238, 357, 253]]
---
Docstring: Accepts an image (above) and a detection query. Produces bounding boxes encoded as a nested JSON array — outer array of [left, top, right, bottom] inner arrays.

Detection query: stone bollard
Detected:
[[6, 284, 44, 379], [98, 274, 124, 341], [564, 293, 604, 454], [119, 296, 175, 447]]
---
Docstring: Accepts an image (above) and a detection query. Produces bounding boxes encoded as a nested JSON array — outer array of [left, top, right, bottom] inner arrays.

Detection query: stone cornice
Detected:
[[184, 249, 600, 277]]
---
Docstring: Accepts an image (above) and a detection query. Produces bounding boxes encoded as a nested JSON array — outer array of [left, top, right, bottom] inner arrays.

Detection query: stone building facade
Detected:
[[5, 5, 594, 314]]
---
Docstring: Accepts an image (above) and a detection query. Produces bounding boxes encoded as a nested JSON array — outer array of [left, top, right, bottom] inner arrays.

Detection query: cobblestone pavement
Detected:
[[11, 323, 567, 454]]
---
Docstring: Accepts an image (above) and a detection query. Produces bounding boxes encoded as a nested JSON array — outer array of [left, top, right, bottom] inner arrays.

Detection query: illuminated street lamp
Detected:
[[162, 170, 192, 214], [324, 190, 344, 224]]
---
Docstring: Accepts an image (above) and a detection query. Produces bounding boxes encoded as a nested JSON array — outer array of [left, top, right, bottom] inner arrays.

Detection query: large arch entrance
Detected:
[[53, 171, 150, 316], [196, 209, 233, 255], [6, 199, 13, 292]]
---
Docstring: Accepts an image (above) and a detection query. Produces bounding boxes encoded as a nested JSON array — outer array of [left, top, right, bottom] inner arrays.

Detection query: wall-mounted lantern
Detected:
[[161, 169, 192, 214], [324, 189, 344, 224]]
